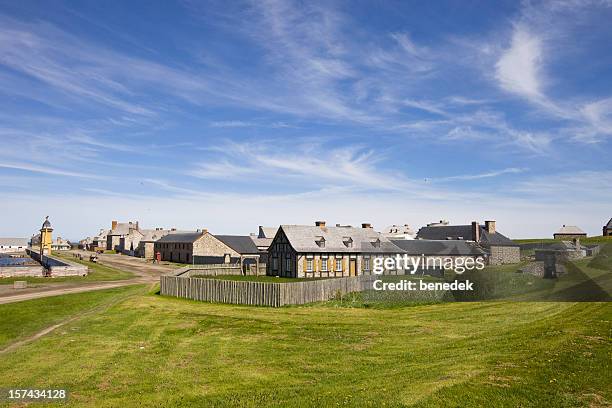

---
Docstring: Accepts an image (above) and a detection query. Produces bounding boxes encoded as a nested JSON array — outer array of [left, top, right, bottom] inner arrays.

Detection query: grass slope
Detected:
[[0, 291, 610, 407], [0, 285, 144, 350], [515, 236, 612, 244]]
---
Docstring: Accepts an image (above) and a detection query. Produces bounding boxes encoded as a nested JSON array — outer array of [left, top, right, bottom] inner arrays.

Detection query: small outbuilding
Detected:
[[553, 225, 587, 240], [603, 218, 612, 236]]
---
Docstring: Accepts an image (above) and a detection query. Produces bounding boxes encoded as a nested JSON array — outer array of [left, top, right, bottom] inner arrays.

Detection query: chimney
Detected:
[[361, 223, 372, 229], [111, 220, 117, 230], [202, 228, 208, 234], [135, 221, 139, 230], [471, 221, 480, 242], [485, 220, 496, 234], [315, 221, 326, 228]]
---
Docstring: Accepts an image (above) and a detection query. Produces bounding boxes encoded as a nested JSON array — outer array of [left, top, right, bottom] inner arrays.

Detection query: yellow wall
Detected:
[[40, 228, 52, 255]]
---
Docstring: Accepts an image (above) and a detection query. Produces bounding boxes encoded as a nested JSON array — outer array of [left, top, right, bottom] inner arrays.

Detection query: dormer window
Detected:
[[343, 237, 353, 248], [315, 236, 326, 248], [371, 238, 381, 248]]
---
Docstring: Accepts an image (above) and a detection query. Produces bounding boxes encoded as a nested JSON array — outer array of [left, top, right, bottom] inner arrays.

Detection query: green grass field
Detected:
[[0, 253, 134, 285], [514, 235, 612, 244], [0, 285, 145, 350], [0, 247, 610, 407]]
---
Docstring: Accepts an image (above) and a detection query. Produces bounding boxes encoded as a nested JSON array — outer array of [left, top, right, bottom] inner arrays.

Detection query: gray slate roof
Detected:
[[156, 232, 203, 243], [416, 224, 518, 247], [605, 218, 612, 228], [258, 227, 279, 239], [140, 229, 171, 242], [108, 222, 139, 236], [391, 239, 486, 256], [215, 235, 259, 254], [251, 236, 273, 249], [554, 225, 586, 235], [280, 225, 403, 254]]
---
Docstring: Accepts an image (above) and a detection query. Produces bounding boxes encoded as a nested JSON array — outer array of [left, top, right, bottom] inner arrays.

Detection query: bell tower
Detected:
[[40, 216, 53, 255]]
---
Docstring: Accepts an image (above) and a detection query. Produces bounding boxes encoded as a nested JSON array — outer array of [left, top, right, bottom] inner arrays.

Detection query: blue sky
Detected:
[[0, 0, 611, 240]]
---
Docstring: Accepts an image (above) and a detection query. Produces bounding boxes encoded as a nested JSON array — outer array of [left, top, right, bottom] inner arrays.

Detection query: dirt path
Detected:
[[0, 279, 147, 305], [93, 252, 176, 279], [0, 251, 177, 305]]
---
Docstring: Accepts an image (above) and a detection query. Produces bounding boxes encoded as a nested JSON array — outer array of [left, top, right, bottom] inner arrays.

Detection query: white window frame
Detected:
[[335, 258, 343, 271], [321, 255, 328, 272], [285, 257, 291, 272], [363, 256, 370, 271], [306, 258, 313, 272]]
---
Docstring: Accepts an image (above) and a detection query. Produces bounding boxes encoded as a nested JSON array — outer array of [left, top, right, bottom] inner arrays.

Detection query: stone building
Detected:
[[51, 236, 71, 251], [416, 220, 520, 265], [266, 221, 402, 278], [106, 220, 140, 252], [553, 225, 587, 240], [0, 238, 29, 253], [91, 229, 109, 251], [154, 230, 259, 269], [136, 228, 172, 259], [603, 218, 612, 236]]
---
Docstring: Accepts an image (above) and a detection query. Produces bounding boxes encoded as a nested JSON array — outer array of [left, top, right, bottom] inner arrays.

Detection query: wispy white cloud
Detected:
[[496, 25, 544, 101], [435, 167, 527, 181], [189, 140, 411, 191], [210, 121, 256, 128], [0, 161, 105, 179]]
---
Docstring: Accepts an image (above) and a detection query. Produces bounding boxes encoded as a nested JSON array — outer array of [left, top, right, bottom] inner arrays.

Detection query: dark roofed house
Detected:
[[215, 235, 259, 255], [603, 218, 612, 236], [416, 220, 520, 265], [267, 221, 404, 278], [154, 230, 259, 270]]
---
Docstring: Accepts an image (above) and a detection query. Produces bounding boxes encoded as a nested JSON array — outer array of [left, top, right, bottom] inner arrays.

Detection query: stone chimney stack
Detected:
[[361, 223, 372, 229], [315, 221, 326, 228], [485, 220, 496, 234], [471, 221, 480, 242], [202, 228, 208, 234], [111, 220, 118, 230]]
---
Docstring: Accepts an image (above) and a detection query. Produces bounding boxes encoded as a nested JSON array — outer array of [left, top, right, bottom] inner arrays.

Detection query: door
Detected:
[[349, 259, 356, 276]]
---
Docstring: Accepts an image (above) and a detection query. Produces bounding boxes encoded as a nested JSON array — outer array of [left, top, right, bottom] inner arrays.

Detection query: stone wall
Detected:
[[0, 265, 45, 277], [26, 249, 88, 277], [488, 246, 520, 265]]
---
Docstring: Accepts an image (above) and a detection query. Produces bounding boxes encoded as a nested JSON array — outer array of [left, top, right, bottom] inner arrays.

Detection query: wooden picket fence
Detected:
[[160, 274, 377, 307]]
